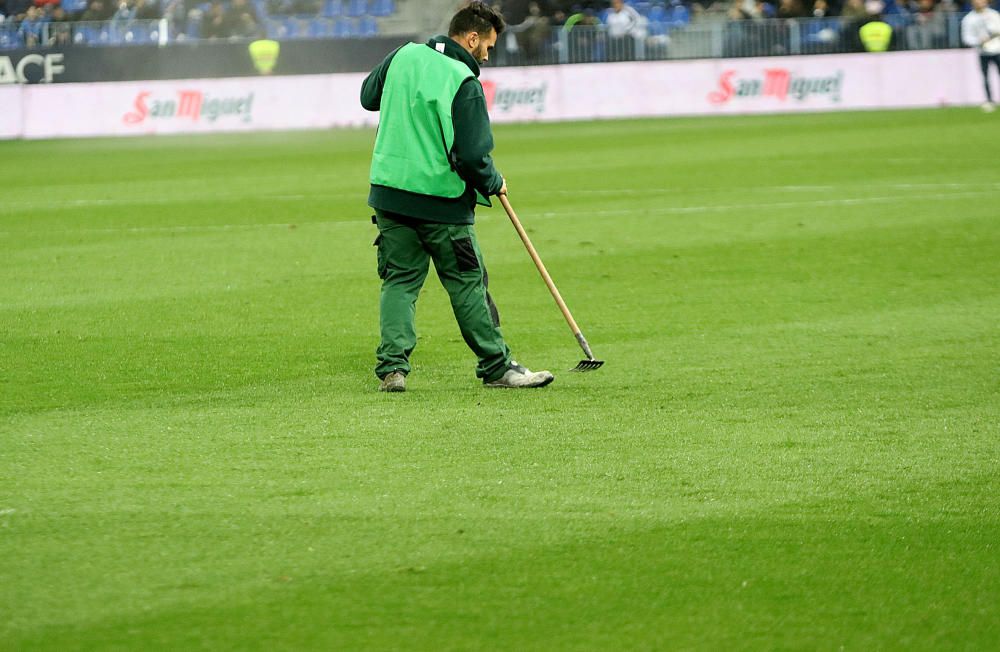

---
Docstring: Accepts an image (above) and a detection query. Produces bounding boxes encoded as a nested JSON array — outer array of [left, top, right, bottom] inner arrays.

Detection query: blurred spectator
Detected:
[[606, 0, 646, 60], [17, 4, 45, 46], [48, 5, 73, 43], [225, 0, 259, 38], [291, 0, 320, 14], [80, 0, 114, 20], [200, 0, 226, 37], [906, 0, 944, 48], [812, 0, 831, 17], [110, 0, 136, 27], [133, 0, 160, 20], [961, 0, 1000, 111], [841, 0, 867, 18], [514, 1, 551, 61], [852, 0, 896, 50], [776, 0, 808, 17]]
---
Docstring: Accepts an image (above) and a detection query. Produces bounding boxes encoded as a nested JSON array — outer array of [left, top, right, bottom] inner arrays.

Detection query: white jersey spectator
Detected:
[[962, 0, 1000, 111], [606, 0, 646, 39]]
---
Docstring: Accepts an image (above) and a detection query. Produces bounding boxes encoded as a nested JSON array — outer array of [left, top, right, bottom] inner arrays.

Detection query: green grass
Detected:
[[2, 108, 999, 650]]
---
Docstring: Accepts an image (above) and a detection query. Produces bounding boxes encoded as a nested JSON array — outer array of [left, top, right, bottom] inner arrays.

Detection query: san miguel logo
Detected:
[[708, 69, 844, 105], [123, 91, 255, 125], [481, 80, 548, 114]]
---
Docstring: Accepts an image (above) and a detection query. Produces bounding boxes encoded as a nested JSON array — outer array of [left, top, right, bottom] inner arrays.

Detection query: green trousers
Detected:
[[374, 209, 511, 382]]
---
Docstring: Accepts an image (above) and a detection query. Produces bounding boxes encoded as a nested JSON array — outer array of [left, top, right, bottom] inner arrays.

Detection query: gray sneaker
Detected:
[[484, 361, 554, 388], [379, 371, 406, 392]]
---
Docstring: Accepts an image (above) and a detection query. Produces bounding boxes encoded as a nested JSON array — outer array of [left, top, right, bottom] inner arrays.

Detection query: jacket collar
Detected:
[[426, 35, 481, 78]]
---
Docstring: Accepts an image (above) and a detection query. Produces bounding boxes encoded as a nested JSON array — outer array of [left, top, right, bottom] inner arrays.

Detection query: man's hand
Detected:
[[498, 178, 508, 196]]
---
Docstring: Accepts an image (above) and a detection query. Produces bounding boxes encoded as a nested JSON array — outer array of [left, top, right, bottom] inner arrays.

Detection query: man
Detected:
[[962, 0, 1000, 112], [605, 0, 645, 61], [360, 1, 554, 392]]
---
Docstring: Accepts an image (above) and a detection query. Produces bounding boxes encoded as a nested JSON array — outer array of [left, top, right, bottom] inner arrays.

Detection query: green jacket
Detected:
[[361, 36, 504, 224]]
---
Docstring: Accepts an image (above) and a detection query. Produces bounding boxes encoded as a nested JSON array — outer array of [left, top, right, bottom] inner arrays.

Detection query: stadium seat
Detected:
[[265, 17, 287, 38], [800, 17, 840, 48], [358, 15, 377, 36], [308, 17, 334, 37], [648, 3, 667, 22], [346, 0, 366, 17], [369, 0, 393, 17], [0, 29, 23, 51], [322, 0, 343, 16], [333, 17, 357, 37], [666, 2, 690, 28]]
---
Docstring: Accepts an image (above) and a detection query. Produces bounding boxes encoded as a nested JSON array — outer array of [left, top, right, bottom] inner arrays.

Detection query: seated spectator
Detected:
[[200, 0, 227, 37], [17, 4, 45, 46], [48, 5, 72, 43], [225, 0, 259, 38], [812, 0, 831, 17], [80, 0, 114, 21], [110, 0, 136, 27], [776, 0, 808, 17], [133, 0, 161, 20], [841, 0, 867, 18]]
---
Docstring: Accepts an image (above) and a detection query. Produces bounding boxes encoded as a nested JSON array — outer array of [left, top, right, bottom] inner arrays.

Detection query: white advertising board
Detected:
[[480, 50, 982, 123], [0, 86, 23, 138], [1, 49, 985, 139]]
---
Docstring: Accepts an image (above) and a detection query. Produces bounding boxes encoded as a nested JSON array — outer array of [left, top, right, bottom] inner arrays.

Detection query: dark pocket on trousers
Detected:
[[451, 237, 480, 273], [374, 233, 387, 279]]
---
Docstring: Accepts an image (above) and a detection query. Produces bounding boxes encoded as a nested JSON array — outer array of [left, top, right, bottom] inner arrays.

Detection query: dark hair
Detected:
[[448, 1, 506, 38]]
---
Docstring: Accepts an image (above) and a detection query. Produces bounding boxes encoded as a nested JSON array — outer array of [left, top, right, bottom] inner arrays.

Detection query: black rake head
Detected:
[[571, 359, 605, 372]]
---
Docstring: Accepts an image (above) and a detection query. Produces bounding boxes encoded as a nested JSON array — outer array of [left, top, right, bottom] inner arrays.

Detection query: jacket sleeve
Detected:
[[450, 78, 504, 196], [360, 47, 402, 111]]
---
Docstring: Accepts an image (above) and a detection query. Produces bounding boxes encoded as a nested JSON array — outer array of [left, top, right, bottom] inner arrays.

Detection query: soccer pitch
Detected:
[[2, 108, 998, 649]]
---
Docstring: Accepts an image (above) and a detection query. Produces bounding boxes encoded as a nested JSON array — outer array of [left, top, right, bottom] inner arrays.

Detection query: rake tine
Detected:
[[571, 359, 605, 372]]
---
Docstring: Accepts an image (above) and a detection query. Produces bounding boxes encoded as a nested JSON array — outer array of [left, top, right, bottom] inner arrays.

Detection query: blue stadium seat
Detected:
[[322, 0, 343, 16], [666, 2, 690, 28], [801, 17, 840, 47], [265, 17, 287, 38], [369, 0, 393, 16], [648, 3, 667, 22], [333, 16, 357, 36], [346, 0, 366, 17], [0, 29, 23, 50], [358, 15, 377, 36], [308, 17, 334, 37]]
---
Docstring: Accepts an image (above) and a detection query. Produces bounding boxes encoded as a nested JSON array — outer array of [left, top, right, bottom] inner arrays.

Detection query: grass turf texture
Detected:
[[2, 108, 999, 650]]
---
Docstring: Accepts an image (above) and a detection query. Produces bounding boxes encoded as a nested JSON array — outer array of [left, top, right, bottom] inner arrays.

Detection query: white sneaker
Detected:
[[981, 102, 996, 113], [484, 361, 554, 388]]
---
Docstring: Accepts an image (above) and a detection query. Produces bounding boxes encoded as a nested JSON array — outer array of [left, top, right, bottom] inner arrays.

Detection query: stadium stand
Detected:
[[0, 0, 986, 55]]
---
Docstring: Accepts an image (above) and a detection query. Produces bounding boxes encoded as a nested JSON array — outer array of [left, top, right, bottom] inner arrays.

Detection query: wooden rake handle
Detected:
[[499, 195, 598, 362]]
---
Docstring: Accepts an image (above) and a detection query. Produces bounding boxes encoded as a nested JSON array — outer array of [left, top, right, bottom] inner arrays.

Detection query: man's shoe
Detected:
[[981, 102, 996, 113], [484, 361, 554, 388], [379, 371, 406, 392]]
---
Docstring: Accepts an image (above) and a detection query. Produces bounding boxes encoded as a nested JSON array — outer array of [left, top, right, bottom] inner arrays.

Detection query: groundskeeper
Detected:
[[361, 1, 554, 392]]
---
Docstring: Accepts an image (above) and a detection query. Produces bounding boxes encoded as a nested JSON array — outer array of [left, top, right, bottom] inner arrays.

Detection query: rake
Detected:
[[499, 195, 604, 372]]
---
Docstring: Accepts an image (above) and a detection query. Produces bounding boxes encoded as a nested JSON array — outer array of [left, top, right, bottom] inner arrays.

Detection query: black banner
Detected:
[[0, 36, 412, 84]]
